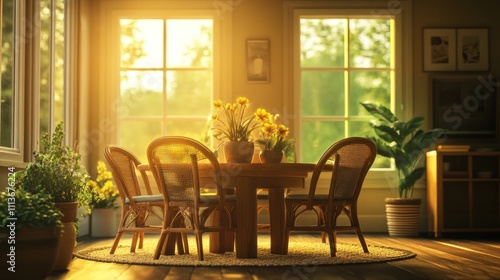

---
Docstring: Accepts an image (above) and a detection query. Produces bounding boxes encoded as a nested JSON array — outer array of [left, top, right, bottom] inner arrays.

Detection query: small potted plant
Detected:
[[15, 122, 91, 270], [360, 102, 445, 236], [87, 160, 120, 237], [0, 187, 63, 279], [210, 97, 270, 163], [255, 113, 295, 163]]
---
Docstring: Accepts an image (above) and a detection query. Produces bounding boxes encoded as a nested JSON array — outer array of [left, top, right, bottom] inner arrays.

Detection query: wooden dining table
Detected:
[[200, 162, 319, 259]]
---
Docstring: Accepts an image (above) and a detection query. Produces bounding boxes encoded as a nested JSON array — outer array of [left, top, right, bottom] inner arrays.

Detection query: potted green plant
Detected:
[[15, 122, 91, 270], [0, 187, 63, 279], [360, 102, 445, 236], [255, 113, 295, 163], [211, 97, 270, 163]]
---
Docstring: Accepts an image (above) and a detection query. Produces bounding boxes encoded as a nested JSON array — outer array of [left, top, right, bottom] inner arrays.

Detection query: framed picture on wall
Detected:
[[423, 28, 456, 71], [246, 39, 270, 83], [456, 28, 489, 71]]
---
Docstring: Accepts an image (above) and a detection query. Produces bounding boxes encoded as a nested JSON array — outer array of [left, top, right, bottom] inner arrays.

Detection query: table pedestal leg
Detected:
[[235, 177, 257, 258], [268, 188, 285, 254]]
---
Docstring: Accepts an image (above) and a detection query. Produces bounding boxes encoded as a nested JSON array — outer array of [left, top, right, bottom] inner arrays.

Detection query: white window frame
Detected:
[[283, 1, 413, 186], [0, 0, 25, 165], [1, 0, 76, 166]]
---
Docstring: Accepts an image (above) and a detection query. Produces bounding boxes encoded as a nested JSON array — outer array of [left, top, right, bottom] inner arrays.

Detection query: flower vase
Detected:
[[91, 208, 118, 237], [259, 150, 284, 163], [224, 141, 255, 163]]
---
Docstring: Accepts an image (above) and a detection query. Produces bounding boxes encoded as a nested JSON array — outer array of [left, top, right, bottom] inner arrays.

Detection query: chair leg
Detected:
[[282, 202, 294, 255], [282, 227, 291, 254], [182, 233, 190, 254], [195, 230, 204, 261], [130, 232, 139, 252], [109, 231, 124, 254], [175, 233, 185, 255], [356, 229, 369, 253], [138, 232, 144, 249], [326, 231, 336, 257], [349, 205, 369, 253], [154, 231, 169, 259]]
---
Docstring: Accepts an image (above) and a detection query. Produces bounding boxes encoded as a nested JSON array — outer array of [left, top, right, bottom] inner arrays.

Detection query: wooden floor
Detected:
[[46, 232, 500, 280]]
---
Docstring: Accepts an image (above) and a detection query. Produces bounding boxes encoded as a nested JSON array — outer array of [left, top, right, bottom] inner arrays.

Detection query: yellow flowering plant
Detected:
[[256, 114, 295, 152], [87, 161, 119, 209], [211, 97, 270, 142]]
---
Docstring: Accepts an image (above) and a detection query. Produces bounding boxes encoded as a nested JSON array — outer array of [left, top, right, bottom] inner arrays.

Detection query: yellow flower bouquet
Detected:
[[256, 113, 295, 152], [87, 161, 119, 209], [211, 97, 270, 142]]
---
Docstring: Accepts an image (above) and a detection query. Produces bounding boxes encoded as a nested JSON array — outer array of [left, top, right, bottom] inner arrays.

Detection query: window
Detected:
[[117, 16, 216, 161], [1, 0, 16, 149], [1, 0, 71, 164], [39, 0, 66, 136], [290, 4, 412, 170]]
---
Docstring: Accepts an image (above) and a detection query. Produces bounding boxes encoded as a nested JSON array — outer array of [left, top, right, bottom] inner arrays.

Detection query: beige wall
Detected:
[[232, 0, 284, 113]]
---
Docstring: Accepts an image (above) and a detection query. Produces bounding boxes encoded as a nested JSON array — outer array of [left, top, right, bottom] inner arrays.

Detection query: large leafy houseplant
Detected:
[[14, 122, 91, 270], [0, 187, 63, 230], [17, 122, 91, 205], [360, 102, 445, 198], [0, 187, 62, 278]]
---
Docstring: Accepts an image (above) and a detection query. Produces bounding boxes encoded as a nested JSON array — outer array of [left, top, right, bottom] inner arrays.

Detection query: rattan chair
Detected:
[[282, 137, 376, 257], [104, 145, 188, 255], [147, 136, 235, 261]]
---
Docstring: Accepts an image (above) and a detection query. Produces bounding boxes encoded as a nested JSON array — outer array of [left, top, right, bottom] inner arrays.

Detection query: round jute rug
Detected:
[[74, 241, 416, 267]]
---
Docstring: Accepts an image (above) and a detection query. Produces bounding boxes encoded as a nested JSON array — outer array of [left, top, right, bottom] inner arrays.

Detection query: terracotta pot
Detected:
[[53, 202, 78, 271], [223, 141, 254, 163], [259, 150, 284, 163], [0, 227, 60, 279], [91, 208, 118, 237], [385, 198, 421, 236]]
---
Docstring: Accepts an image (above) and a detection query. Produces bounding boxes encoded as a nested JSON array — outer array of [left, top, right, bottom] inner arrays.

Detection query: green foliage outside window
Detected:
[[299, 17, 394, 168]]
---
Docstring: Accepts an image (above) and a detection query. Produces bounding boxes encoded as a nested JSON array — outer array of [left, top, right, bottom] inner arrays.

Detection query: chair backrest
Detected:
[[308, 137, 377, 204], [104, 145, 154, 203], [146, 136, 224, 205]]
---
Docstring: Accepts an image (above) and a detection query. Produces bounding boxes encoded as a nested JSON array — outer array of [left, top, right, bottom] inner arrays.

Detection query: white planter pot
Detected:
[[91, 208, 118, 237]]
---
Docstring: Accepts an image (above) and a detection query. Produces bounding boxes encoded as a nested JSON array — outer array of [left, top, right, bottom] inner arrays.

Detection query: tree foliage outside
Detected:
[[1, 0, 65, 148], [1, 0, 14, 147], [39, 0, 66, 137], [299, 17, 394, 167], [119, 19, 213, 161]]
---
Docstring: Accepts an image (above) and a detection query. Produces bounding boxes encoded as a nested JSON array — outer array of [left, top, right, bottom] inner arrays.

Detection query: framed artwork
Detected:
[[457, 28, 489, 71], [246, 40, 270, 83], [430, 75, 498, 140], [423, 29, 456, 71]]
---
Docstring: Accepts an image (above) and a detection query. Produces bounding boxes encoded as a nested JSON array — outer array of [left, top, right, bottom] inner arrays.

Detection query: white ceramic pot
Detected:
[[91, 208, 118, 237]]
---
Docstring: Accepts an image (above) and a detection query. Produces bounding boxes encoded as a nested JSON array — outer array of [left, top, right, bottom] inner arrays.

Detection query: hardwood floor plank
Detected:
[[371, 236, 499, 279], [364, 236, 473, 279], [221, 267, 253, 279], [121, 265, 170, 279], [44, 233, 500, 280], [162, 266, 194, 280]]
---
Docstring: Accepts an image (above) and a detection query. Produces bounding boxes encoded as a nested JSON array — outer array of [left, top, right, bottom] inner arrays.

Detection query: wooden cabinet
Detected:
[[426, 150, 500, 237]]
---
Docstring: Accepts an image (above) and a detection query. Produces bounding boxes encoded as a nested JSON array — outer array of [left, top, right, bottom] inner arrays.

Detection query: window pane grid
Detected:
[[299, 15, 394, 164], [119, 18, 213, 159]]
